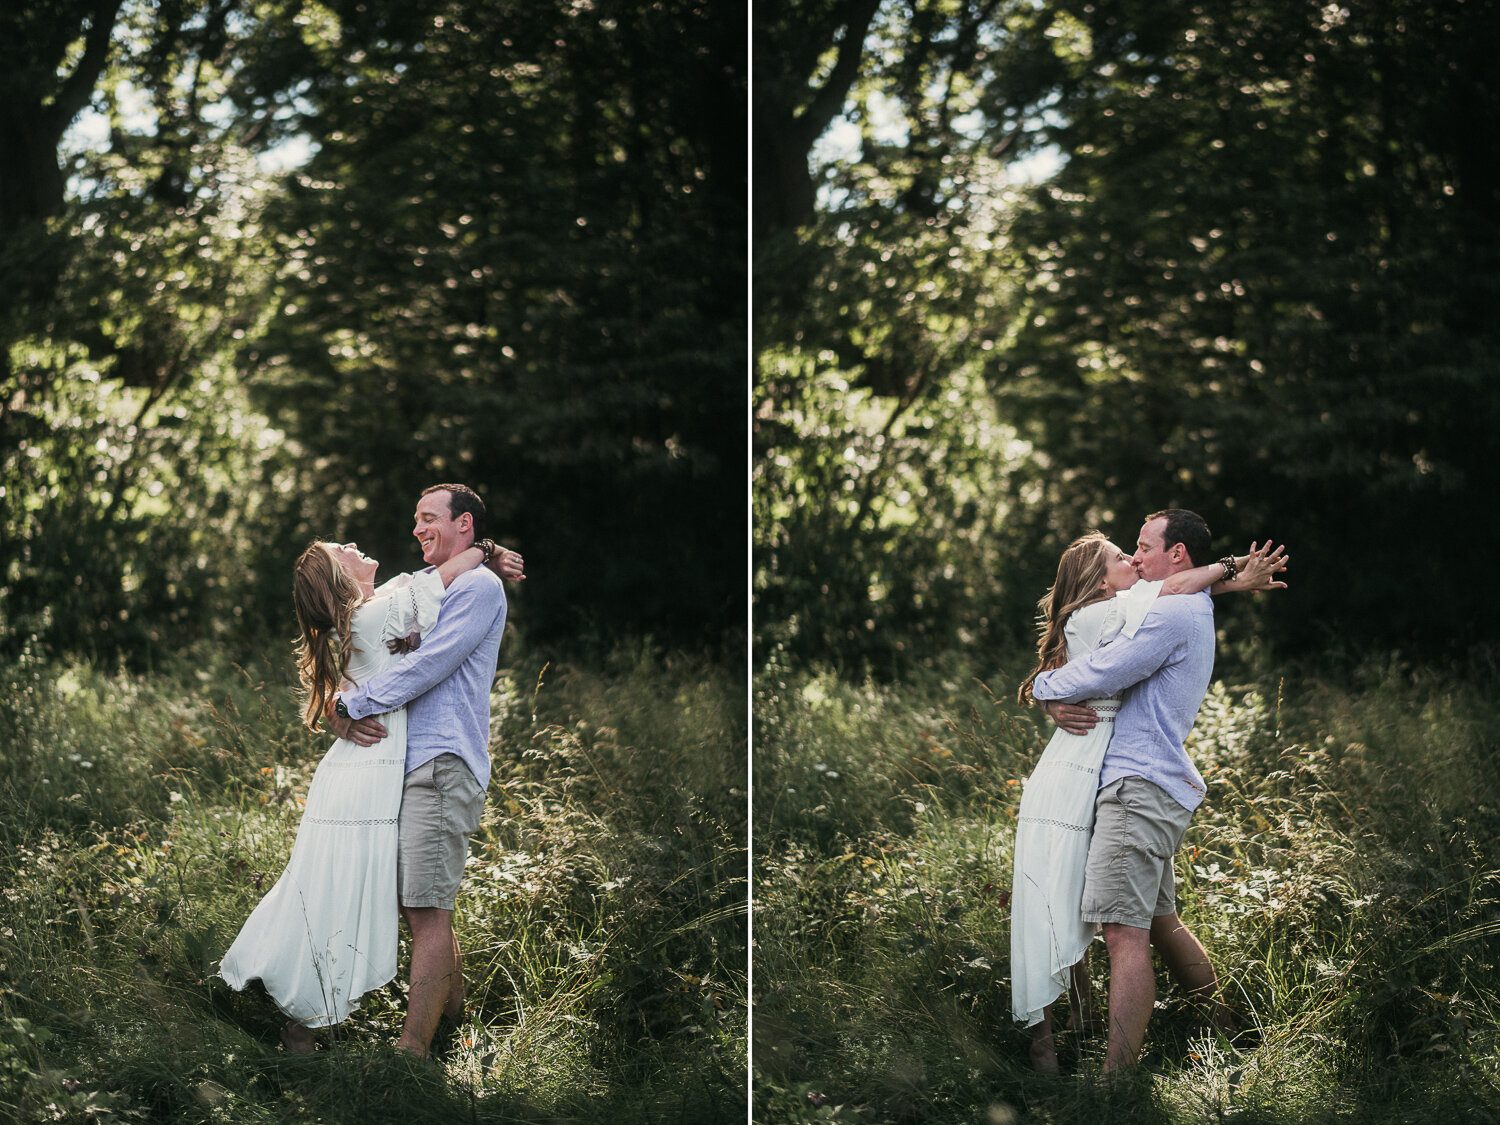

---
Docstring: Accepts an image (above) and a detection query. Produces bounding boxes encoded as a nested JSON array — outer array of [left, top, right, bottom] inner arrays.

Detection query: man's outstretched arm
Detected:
[[1031, 601, 1188, 705]]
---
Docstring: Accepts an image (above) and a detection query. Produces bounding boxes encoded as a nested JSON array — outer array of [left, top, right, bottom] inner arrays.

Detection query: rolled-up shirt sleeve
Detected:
[[341, 578, 504, 718], [1032, 604, 1182, 703]]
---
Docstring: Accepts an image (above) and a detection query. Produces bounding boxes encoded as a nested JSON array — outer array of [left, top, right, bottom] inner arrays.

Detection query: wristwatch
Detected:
[[335, 697, 350, 719]]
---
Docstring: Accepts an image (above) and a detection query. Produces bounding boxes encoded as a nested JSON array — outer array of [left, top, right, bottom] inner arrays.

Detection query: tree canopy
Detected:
[[2, 0, 745, 663], [754, 0, 1500, 670]]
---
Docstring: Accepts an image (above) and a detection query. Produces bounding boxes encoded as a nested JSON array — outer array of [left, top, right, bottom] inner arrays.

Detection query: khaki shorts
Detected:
[[398, 754, 485, 910], [1080, 776, 1193, 928]]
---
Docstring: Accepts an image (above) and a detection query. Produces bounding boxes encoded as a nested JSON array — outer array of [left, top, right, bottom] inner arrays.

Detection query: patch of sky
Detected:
[[62, 74, 318, 179], [61, 81, 152, 159], [813, 90, 1066, 213], [1009, 146, 1064, 182], [258, 135, 317, 173]]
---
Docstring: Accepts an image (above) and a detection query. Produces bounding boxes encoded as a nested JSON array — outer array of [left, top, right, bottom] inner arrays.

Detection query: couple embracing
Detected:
[[1010, 508, 1289, 1074], [219, 483, 523, 1059]]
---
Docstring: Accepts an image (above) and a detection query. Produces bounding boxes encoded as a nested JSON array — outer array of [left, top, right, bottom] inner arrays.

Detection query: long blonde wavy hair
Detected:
[[1017, 532, 1115, 706], [292, 540, 366, 731]]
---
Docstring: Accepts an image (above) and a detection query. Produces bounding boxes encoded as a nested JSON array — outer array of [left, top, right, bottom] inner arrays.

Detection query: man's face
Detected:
[[412, 490, 471, 567], [1133, 517, 1179, 581]]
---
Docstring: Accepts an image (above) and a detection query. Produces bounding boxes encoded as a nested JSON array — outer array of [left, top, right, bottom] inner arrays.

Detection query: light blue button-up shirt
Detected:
[[341, 566, 507, 790], [1031, 590, 1215, 811]]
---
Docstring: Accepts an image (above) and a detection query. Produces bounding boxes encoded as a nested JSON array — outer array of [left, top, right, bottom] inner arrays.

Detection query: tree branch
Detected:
[[791, 0, 882, 151], [43, 0, 126, 146]]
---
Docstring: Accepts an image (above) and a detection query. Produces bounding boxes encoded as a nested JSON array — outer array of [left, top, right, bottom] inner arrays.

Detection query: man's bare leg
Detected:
[[443, 928, 465, 1021], [1101, 922, 1155, 1073], [397, 905, 461, 1058], [1150, 912, 1237, 1036]]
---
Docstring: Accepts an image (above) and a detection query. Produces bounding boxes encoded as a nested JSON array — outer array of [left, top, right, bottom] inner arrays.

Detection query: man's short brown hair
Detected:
[[1144, 508, 1211, 566], [422, 483, 486, 539]]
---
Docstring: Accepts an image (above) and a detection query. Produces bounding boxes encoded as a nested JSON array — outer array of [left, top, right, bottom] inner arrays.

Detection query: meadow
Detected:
[[0, 639, 746, 1123], [753, 647, 1500, 1124]]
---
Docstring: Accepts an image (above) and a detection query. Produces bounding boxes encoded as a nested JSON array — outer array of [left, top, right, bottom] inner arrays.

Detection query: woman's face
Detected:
[[1102, 542, 1139, 593], [324, 542, 379, 587]]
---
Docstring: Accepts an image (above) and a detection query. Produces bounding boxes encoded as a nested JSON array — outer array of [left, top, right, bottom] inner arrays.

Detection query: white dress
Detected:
[[1010, 580, 1160, 1027], [219, 571, 443, 1027]]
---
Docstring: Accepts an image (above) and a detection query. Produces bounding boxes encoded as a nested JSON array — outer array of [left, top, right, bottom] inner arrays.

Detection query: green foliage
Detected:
[[0, 358, 302, 661], [238, 0, 746, 643], [989, 0, 1500, 651], [752, 0, 1142, 675], [1183, 657, 1500, 1080], [1, 1, 314, 663], [754, 355, 1045, 676], [0, 643, 316, 842], [2, 0, 745, 665], [754, 0, 1500, 669], [753, 1, 1082, 675], [0, 645, 745, 1122], [753, 649, 1500, 1123]]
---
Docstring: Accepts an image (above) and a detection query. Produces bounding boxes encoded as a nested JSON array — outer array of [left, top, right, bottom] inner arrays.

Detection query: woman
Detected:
[[1010, 533, 1283, 1073], [219, 536, 509, 1052]]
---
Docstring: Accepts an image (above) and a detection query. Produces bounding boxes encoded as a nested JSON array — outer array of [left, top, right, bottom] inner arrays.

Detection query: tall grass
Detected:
[[0, 639, 746, 1123], [753, 649, 1500, 1123]]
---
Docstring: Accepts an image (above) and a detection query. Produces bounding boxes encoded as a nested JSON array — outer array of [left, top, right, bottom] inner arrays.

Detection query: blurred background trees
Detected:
[[2, 0, 745, 664], [754, 0, 1500, 672], [11, 0, 1496, 671]]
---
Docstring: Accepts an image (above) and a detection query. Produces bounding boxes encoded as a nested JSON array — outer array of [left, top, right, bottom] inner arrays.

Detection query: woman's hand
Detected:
[[387, 630, 421, 655], [490, 547, 525, 581], [1232, 540, 1289, 591]]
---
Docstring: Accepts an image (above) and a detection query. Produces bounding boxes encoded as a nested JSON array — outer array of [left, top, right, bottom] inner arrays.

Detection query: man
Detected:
[[329, 483, 514, 1059], [1030, 509, 1253, 1072]]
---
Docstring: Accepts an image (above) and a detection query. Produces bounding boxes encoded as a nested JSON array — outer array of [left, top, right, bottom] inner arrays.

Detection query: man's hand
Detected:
[[345, 716, 387, 745], [1044, 700, 1100, 736], [326, 697, 388, 746], [338, 715, 388, 746]]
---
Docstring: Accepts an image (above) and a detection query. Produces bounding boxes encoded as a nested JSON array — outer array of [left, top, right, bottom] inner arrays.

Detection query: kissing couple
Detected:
[[1011, 508, 1288, 1073]]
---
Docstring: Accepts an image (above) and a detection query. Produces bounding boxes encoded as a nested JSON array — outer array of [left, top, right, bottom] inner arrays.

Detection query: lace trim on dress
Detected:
[[1017, 816, 1091, 832], [302, 816, 399, 827], [1041, 760, 1101, 775], [1084, 701, 1120, 723], [321, 757, 405, 769]]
